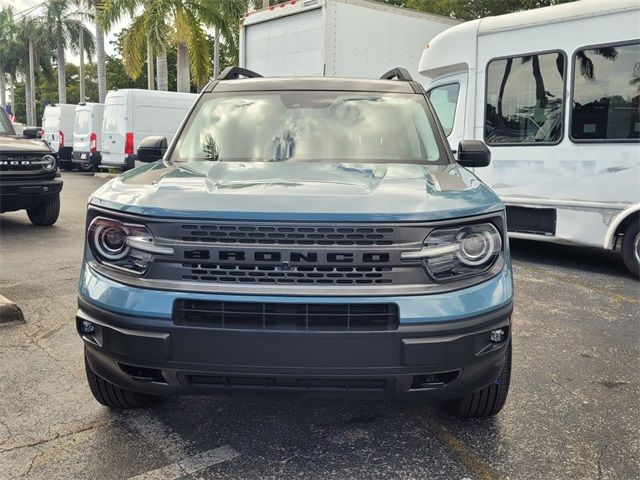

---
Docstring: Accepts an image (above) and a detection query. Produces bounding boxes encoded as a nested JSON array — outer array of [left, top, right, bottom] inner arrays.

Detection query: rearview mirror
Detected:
[[22, 127, 40, 139], [137, 136, 167, 163], [457, 140, 491, 168]]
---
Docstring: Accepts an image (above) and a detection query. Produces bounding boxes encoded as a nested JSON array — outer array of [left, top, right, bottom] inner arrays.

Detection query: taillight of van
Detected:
[[59, 130, 64, 148], [125, 132, 134, 155], [90, 132, 97, 154]]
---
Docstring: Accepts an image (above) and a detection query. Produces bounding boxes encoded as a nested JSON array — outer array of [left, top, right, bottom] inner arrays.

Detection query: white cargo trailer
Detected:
[[239, 0, 459, 81]]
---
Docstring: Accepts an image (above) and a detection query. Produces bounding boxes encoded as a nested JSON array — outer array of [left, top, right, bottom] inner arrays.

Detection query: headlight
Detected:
[[88, 217, 173, 275], [41, 154, 56, 171], [402, 222, 502, 282]]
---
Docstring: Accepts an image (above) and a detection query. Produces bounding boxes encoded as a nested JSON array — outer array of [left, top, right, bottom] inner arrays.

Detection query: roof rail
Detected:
[[380, 67, 413, 82], [218, 66, 262, 80]]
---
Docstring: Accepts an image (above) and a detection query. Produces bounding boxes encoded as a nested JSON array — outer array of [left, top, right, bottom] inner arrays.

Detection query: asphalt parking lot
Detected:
[[0, 171, 638, 480]]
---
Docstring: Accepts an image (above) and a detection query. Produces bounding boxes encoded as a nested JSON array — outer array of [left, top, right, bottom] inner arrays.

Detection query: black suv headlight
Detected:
[[402, 222, 503, 282], [88, 216, 173, 275]]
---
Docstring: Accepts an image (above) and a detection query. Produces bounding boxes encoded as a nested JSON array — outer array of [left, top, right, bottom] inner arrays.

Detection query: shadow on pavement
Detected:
[[508, 238, 631, 278]]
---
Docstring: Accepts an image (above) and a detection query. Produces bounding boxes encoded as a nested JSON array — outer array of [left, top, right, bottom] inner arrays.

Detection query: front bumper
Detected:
[[0, 177, 63, 213], [78, 265, 513, 399]]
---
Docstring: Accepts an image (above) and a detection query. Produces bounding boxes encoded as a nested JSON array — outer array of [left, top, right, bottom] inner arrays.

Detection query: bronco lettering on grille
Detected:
[[186, 249, 390, 264]]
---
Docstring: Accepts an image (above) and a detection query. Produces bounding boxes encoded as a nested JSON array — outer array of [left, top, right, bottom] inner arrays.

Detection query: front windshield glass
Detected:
[[0, 111, 13, 135], [171, 91, 446, 164]]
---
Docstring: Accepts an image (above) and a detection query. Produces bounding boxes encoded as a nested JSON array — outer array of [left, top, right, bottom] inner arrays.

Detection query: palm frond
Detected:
[[122, 14, 147, 79], [182, 7, 212, 85]]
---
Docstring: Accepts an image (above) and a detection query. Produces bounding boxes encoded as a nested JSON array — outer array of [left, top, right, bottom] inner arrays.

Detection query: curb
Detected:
[[94, 172, 119, 179], [0, 295, 25, 325]]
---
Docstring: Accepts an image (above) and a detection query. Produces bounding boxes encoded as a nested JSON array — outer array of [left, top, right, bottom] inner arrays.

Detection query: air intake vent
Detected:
[[179, 224, 395, 246], [173, 300, 399, 332]]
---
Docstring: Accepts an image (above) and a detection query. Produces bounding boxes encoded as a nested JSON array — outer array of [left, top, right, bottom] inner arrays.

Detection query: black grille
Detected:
[[186, 375, 388, 392], [180, 263, 394, 285], [173, 300, 399, 331], [179, 223, 395, 246], [0, 154, 46, 172]]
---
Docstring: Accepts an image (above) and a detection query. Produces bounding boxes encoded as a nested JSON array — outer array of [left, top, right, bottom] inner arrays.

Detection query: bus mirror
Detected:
[[457, 140, 491, 168]]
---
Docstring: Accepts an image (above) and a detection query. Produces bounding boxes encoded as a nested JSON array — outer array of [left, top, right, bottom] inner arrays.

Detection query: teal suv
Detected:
[[77, 67, 513, 418]]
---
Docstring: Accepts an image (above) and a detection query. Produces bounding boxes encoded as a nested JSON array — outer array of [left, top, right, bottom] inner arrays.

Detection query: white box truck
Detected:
[[239, 0, 459, 81]]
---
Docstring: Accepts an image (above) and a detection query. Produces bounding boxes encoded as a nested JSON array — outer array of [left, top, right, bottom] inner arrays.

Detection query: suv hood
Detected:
[[90, 161, 503, 221], [0, 135, 50, 154]]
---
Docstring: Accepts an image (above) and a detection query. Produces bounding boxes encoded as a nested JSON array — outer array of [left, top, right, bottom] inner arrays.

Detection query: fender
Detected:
[[604, 203, 640, 249]]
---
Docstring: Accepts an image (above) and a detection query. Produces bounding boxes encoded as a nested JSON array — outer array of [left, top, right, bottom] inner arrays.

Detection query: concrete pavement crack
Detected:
[[0, 419, 114, 455], [596, 443, 609, 480]]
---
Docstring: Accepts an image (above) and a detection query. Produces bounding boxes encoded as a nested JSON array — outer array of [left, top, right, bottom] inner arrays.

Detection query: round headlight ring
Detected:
[[42, 154, 56, 171], [456, 225, 500, 267], [91, 220, 131, 261]]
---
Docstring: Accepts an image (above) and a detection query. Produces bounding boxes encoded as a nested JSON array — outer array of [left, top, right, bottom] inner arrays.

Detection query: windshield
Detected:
[[171, 91, 446, 164], [0, 110, 13, 135]]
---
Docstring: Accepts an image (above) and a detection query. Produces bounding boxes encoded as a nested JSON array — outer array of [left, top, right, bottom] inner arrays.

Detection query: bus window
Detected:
[[485, 51, 565, 145], [571, 41, 640, 142], [427, 83, 459, 136]]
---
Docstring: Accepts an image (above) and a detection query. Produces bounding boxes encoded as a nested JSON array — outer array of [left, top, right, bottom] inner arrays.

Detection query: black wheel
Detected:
[[84, 351, 161, 409], [441, 343, 511, 418], [27, 195, 60, 226], [621, 219, 640, 278], [78, 162, 94, 172]]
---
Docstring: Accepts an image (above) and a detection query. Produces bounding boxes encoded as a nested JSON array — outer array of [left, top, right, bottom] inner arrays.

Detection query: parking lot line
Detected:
[[127, 445, 240, 480], [421, 415, 501, 480]]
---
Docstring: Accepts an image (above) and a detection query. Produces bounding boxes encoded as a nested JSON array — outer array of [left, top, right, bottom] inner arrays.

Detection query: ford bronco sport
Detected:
[[0, 108, 62, 226], [78, 67, 513, 417]]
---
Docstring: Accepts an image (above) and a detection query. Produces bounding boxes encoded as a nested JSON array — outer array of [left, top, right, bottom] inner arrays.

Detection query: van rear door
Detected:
[[101, 100, 126, 166], [73, 109, 91, 158], [42, 108, 61, 153]]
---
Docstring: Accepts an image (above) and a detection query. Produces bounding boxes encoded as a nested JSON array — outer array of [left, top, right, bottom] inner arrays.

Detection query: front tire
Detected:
[[621, 220, 640, 278], [84, 351, 161, 409], [27, 195, 60, 226], [441, 342, 511, 418]]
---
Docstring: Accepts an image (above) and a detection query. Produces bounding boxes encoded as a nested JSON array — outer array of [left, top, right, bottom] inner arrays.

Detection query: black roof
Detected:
[[209, 77, 418, 93]]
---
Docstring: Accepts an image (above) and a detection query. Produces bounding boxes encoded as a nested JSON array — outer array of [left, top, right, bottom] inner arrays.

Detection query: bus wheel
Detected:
[[621, 219, 640, 278]]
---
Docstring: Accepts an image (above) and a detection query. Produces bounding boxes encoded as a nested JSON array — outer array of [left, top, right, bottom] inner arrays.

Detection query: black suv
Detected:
[[0, 109, 62, 226]]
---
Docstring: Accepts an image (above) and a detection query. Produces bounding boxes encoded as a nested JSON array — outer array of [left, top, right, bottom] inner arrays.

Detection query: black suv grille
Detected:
[[173, 300, 399, 331], [180, 223, 395, 246], [0, 154, 46, 171], [180, 263, 394, 285]]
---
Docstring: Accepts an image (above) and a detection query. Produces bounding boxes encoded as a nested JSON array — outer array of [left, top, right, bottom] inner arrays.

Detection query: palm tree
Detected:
[[101, 0, 247, 93], [12, 16, 54, 124], [0, 7, 17, 108], [81, 0, 108, 102], [40, 0, 95, 104]]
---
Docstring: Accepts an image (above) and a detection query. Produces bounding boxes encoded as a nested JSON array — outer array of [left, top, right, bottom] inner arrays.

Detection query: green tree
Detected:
[[100, 0, 247, 92], [400, 0, 573, 20], [40, 0, 95, 104], [0, 7, 17, 107]]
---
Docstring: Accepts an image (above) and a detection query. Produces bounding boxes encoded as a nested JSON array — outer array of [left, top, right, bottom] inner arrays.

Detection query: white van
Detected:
[[419, 0, 640, 276], [101, 89, 197, 170], [42, 104, 76, 170], [72, 103, 104, 172]]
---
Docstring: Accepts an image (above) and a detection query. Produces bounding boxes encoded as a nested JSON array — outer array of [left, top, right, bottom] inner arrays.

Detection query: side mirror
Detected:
[[137, 136, 167, 163], [22, 127, 40, 139], [457, 140, 491, 168]]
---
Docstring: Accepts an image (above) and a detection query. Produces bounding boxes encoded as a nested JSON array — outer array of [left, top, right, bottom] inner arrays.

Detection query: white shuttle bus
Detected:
[[419, 0, 640, 276]]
